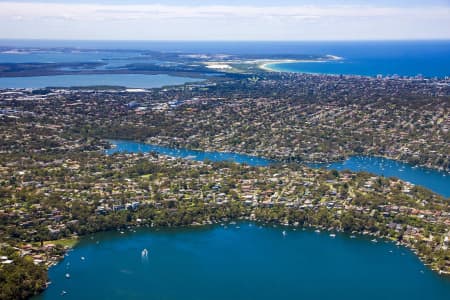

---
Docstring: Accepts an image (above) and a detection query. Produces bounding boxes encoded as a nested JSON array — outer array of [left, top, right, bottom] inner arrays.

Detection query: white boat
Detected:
[[282, 230, 287, 237], [65, 273, 70, 279], [314, 229, 321, 233], [80, 256, 85, 261], [371, 239, 378, 243], [141, 248, 149, 257], [329, 234, 336, 238]]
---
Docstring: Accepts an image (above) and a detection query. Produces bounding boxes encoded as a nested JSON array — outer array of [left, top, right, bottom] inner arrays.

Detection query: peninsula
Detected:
[[0, 48, 449, 300]]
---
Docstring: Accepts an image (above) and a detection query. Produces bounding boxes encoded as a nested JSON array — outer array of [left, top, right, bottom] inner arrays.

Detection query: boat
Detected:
[[329, 233, 336, 238], [65, 273, 70, 279], [371, 239, 378, 243], [314, 229, 321, 233], [81, 256, 85, 261], [282, 230, 287, 237], [60, 290, 67, 296], [141, 248, 149, 257], [349, 235, 356, 238]]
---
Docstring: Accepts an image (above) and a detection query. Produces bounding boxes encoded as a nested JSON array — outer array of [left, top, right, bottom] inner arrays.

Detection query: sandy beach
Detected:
[[259, 55, 343, 72]]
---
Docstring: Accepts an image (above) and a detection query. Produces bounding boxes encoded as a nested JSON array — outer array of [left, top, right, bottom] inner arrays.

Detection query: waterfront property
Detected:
[[1, 42, 449, 299], [106, 139, 273, 167], [108, 140, 450, 197]]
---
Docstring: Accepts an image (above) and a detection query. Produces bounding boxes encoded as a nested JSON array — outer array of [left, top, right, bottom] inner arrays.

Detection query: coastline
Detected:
[[117, 139, 450, 182], [39, 219, 449, 298], [259, 55, 343, 72]]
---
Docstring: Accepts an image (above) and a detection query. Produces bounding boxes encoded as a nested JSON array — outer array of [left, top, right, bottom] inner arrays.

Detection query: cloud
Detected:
[[1, 2, 449, 21], [0, 1, 449, 40]]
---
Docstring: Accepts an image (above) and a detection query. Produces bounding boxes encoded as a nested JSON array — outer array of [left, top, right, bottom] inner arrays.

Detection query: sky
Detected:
[[0, 0, 449, 40]]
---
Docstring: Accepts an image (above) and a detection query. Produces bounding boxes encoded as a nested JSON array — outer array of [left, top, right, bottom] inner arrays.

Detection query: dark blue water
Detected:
[[1, 40, 449, 78], [263, 41, 450, 77], [310, 156, 450, 198], [33, 224, 450, 300], [107, 140, 449, 197], [0, 74, 200, 88], [106, 140, 273, 167]]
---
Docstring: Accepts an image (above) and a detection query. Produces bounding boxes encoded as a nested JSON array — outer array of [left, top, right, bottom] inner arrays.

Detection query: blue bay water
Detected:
[[33, 224, 450, 300], [267, 58, 447, 78], [106, 140, 273, 167], [1, 40, 450, 78], [0, 74, 200, 89], [0, 49, 165, 70], [3, 42, 449, 299], [107, 140, 450, 197], [310, 156, 450, 198], [0, 50, 138, 64], [263, 41, 450, 77]]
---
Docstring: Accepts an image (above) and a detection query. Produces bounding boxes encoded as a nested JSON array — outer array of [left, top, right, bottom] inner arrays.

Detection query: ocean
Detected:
[[1, 40, 449, 78]]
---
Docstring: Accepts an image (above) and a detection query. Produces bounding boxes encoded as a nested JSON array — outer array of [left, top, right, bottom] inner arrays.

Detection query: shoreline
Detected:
[[108, 139, 450, 187], [259, 55, 343, 72], [40, 219, 449, 297]]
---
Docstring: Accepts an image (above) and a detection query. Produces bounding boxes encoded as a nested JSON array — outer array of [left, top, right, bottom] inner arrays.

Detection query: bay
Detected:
[[262, 41, 450, 78], [0, 74, 200, 89], [310, 156, 450, 198], [1, 40, 449, 78], [107, 140, 450, 197], [33, 224, 450, 300], [106, 139, 273, 167]]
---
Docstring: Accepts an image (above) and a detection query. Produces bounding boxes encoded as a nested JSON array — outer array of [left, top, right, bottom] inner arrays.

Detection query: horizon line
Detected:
[[1, 38, 450, 43]]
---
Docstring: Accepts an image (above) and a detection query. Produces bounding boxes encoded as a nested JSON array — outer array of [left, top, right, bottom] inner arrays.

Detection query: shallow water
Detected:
[[0, 74, 200, 88]]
